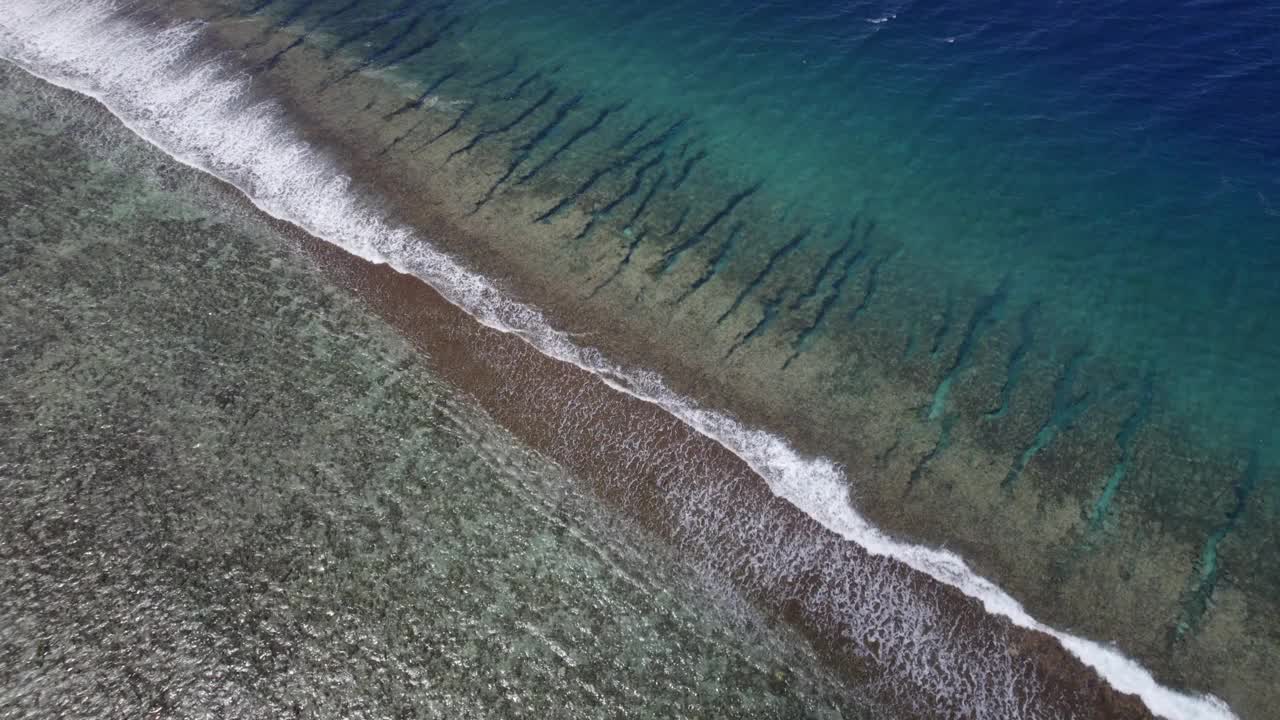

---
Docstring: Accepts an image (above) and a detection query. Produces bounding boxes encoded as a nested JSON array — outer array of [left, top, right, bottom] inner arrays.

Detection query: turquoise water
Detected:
[[247, 0, 1280, 452]]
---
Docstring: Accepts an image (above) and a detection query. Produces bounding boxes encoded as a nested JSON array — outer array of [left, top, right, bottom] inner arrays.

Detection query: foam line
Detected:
[[0, 4, 1238, 719]]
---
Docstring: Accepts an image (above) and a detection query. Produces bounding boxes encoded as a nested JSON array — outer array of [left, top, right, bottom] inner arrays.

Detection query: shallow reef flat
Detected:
[[0, 61, 894, 719]]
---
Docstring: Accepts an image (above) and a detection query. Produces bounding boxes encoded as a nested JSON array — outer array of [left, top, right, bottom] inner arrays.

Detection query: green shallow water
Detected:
[[0, 62, 882, 719]]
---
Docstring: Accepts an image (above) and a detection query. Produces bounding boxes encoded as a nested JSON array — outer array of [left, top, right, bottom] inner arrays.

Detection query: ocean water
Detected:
[[246, 0, 1280, 444], [2, 0, 1276, 718]]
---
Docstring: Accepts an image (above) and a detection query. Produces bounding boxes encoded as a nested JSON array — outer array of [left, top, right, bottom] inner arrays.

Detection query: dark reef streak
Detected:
[[909, 417, 955, 489], [1086, 376, 1154, 533], [332, 7, 447, 85], [729, 225, 848, 358], [788, 222, 859, 313], [574, 153, 666, 242], [533, 118, 688, 223], [1176, 450, 1262, 641], [928, 277, 1011, 420], [323, 1, 414, 62], [590, 167, 690, 296], [718, 228, 811, 325], [628, 116, 691, 158], [448, 87, 558, 161], [612, 114, 659, 151], [379, 16, 461, 70], [846, 246, 897, 328], [312, 0, 363, 27], [472, 55, 521, 90], [273, 0, 320, 30], [782, 220, 873, 370], [930, 291, 956, 360], [671, 149, 707, 190], [514, 102, 627, 186], [474, 93, 585, 209], [1002, 348, 1094, 491], [384, 63, 464, 120], [624, 168, 668, 230], [656, 183, 761, 276], [666, 206, 691, 237], [414, 102, 474, 149], [250, 35, 306, 74], [677, 222, 745, 304], [986, 302, 1040, 420], [378, 65, 467, 155], [503, 70, 545, 100]]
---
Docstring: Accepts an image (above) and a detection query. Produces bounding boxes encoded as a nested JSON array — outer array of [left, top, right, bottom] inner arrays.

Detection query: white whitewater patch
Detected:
[[0, 3, 1238, 719]]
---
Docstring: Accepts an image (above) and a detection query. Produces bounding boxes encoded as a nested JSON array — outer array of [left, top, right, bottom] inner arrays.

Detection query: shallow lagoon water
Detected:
[[0, 63, 880, 719]]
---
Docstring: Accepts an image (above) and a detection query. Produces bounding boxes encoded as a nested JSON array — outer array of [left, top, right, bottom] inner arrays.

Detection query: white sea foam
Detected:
[[0, 3, 1240, 719]]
